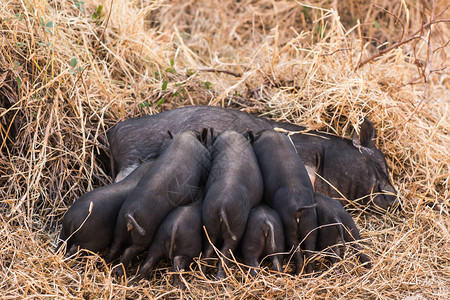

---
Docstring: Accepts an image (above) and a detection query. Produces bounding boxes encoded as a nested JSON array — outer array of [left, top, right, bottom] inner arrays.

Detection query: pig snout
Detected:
[[373, 183, 399, 211]]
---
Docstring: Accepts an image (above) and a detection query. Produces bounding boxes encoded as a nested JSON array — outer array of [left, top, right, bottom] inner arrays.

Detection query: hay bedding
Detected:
[[0, 0, 449, 299]]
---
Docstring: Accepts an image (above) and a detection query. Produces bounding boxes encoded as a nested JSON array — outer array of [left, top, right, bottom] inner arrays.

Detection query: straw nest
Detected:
[[1, 0, 449, 298]]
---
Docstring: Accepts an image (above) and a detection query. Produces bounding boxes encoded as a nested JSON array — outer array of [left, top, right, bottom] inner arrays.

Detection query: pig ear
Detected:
[[243, 129, 256, 144], [353, 117, 376, 153], [199, 128, 208, 145], [167, 130, 174, 139]]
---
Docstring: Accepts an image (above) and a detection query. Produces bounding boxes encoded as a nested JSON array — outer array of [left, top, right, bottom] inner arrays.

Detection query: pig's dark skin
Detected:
[[107, 106, 398, 211], [241, 205, 285, 277], [105, 130, 211, 277], [134, 201, 203, 289], [57, 159, 155, 256], [202, 131, 263, 279], [314, 193, 371, 267], [252, 130, 317, 274]]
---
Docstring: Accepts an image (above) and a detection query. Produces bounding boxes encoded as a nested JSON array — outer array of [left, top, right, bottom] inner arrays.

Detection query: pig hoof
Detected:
[[362, 260, 372, 269], [214, 272, 226, 281], [111, 265, 125, 278], [247, 267, 258, 278], [171, 278, 187, 290]]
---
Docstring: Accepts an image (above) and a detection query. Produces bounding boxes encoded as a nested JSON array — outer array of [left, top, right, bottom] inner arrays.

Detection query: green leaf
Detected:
[[70, 58, 77, 68], [166, 67, 177, 74], [161, 80, 168, 91], [157, 98, 165, 107], [93, 5, 103, 20], [46, 21, 54, 28], [15, 76, 22, 89], [204, 81, 212, 89], [170, 58, 175, 66], [139, 101, 151, 108]]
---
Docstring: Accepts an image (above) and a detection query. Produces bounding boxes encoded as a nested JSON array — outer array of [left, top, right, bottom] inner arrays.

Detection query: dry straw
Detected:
[[1, 0, 449, 299]]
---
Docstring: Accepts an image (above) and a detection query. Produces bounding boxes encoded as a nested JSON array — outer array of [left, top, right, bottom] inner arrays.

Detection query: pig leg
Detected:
[[328, 245, 341, 265], [318, 228, 341, 265], [244, 235, 266, 276], [298, 212, 318, 273], [342, 225, 371, 267], [355, 245, 371, 267], [216, 238, 239, 279], [105, 235, 126, 264], [242, 229, 264, 277], [171, 255, 190, 289], [284, 225, 303, 274], [113, 245, 144, 277], [67, 244, 79, 257], [201, 224, 219, 273], [271, 255, 283, 273], [137, 248, 165, 280], [244, 257, 260, 277]]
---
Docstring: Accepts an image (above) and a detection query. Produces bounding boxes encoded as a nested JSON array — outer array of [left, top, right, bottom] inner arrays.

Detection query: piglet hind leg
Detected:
[[271, 255, 283, 274], [135, 249, 165, 282], [171, 255, 191, 289], [111, 245, 143, 278], [348, 239, 372, 268], [201, 239, 216, 274], [105, 237, 125, 264], [216, 239, 239, 280], [344, 227, 372, 268], [299, 215, 318, 274], [243, 256, 260, 278], [285, 232, 304, 274]]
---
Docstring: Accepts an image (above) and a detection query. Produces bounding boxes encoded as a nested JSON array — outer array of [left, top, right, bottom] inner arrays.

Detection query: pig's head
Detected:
[[350, 118, 399, 210], [316, 118, 399, 211]]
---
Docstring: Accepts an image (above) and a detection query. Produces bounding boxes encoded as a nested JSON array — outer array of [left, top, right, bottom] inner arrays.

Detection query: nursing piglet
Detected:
[[202, 130, 263, 279], [241, 205, 285, 277], [57, 159, 154, 255], [135, 201, 203, 288], [314, 193, 371, 267], [252, 130, 317, 274], [106, 130, 211, 277]]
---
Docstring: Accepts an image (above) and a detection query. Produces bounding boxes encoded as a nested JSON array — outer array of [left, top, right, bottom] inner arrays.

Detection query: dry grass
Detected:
[[1, 0, 449, 299]]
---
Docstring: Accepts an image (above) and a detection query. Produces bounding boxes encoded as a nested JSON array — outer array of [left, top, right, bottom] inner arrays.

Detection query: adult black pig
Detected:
[[135, 201, 203, 289], [106, 130, 211, 277], [57, 159, 154, 256], [252, 130, 317, 274], [107, 106, 398, 211], [241, 205, 285, 277], [314, 193, 371, 267], [202, 130, 263, 279]]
